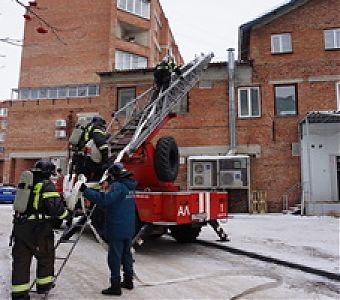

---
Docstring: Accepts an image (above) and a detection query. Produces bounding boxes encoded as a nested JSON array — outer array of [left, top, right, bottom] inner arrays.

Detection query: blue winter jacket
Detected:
[[83, 178, 137, 241]]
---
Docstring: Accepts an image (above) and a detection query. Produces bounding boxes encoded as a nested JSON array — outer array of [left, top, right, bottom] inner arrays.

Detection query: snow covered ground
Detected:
[[0, 204, 339, 300]]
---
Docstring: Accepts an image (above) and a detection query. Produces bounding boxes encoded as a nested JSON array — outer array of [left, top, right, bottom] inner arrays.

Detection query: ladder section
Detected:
[[107, 52, 214, 161]]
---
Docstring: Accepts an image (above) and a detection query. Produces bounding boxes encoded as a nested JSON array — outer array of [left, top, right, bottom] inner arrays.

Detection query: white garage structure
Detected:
[[300, 111, 340, 215]]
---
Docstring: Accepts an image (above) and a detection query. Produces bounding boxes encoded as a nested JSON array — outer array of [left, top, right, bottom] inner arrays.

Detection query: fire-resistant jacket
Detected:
[[25, 177, 68, 220], [83, 124, 109, 163], [83, 178, 137, 241], [154, 58, 182, 78]]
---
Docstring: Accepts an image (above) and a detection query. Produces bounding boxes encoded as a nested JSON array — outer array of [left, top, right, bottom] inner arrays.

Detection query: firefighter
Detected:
[[11, 160, 69, 300], [73, 115, 110, 181], [152, 56, 183, 101], [79, 162, 137, 296]]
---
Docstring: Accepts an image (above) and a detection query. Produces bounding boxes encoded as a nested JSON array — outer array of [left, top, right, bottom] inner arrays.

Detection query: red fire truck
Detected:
[[65, 53, 229, 244]]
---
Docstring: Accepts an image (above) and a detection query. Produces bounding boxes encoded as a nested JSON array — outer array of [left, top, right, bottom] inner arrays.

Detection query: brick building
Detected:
[[0, 0, 339, 213]]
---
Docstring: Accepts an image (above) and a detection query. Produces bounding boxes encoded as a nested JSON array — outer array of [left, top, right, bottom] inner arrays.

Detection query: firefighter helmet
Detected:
[[91, 115, 106, 127], [34, 160, 56, 177], [107, 162, 133, 179]]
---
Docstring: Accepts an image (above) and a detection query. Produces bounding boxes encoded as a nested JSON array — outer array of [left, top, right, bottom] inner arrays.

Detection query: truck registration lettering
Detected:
[[177, 205, 190, 216]]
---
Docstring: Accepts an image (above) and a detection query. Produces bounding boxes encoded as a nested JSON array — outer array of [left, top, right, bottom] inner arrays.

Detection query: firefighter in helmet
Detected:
[[11, 160, 69, 300], [74, 115, 110, 181], [152, 55, 183, 101], [79, 162, 137, 296]]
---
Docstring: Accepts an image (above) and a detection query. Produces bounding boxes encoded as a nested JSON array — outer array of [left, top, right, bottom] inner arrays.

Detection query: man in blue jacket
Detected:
[[79, 162, 137, 296]]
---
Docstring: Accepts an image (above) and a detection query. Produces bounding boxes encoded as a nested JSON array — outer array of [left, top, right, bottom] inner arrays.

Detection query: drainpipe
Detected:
[[227, 48, 236, 155]]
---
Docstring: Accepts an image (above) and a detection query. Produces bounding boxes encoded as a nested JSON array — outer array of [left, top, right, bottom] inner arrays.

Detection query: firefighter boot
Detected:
[[102, 281, 122, 296], [37, 283, 53, 294], [121, 274, 133, 290], [11, 292, 30, 300]]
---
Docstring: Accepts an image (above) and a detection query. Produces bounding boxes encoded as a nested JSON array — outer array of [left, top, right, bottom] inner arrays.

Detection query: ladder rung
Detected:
[[56, 257, 67, 260], [59, 239, 77, 243]]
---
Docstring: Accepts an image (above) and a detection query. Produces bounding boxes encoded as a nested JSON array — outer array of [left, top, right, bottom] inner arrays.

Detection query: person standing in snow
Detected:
[[79, 162, 137, 296]]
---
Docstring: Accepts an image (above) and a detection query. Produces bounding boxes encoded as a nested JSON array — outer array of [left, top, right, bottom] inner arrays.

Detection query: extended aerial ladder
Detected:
[[105, 52, 214, 163]]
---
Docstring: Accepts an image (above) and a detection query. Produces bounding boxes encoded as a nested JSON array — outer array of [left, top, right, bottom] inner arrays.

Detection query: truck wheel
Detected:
[[154, 136, 179, 182], [170, 224, 202, 243]]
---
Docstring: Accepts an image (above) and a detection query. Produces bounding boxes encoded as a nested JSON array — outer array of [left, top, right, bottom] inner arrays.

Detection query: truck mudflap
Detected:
[[135, 191, 228, 224]]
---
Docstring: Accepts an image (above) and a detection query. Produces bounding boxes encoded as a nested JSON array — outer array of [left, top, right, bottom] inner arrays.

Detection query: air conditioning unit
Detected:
[[55, 119, 67, 128], [191, 161, 213, 188], [219, 170, 243, 188], [188, 155, 250, 190], [55, 130, 66, 139]]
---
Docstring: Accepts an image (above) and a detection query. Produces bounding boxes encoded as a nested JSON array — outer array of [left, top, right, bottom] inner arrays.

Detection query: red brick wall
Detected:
[[245, 0, 339, 211], [19, 0, 183, 89]]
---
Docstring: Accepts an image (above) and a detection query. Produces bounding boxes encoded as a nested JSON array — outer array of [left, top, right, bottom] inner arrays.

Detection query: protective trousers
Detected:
[[108, 239, 133, 285], [11, 221, 54, 299]]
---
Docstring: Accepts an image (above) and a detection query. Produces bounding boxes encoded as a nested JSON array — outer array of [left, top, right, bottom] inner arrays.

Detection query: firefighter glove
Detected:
[[79, 183, 87, 193]]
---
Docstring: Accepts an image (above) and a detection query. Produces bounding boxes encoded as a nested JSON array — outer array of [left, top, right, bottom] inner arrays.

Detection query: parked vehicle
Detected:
[[0, 184, 16, 203]]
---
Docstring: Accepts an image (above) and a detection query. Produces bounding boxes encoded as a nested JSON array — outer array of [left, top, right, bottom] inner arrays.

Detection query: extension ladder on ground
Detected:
[[106, 52, 214, 162], [31, 205, 103, 299]]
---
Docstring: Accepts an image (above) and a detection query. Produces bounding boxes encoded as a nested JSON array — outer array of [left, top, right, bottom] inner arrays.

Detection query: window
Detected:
[[0, 108, 8, 117], [238, 87, 261, 117], [118, 88, 136, 110], [0, 133, 6, 142], [172, 94, 188, 114], [38, 88, 48, 99], [19, 89, 30, 100], [337, 82, 340, 111], [57, 87, 67, 98], [48, 88, 58, 99], [16, 84, 100, 100], [117, 0, 150, 19], [0, 120, 8, 129], [88, 85, 99, 96], [115, 50, 147, 70], [198, 81, 213, 89], [271, 33, 292, 53], [77, 85, 87, 97], [275, 85, 297, 116], [324, 28, 340, 50]]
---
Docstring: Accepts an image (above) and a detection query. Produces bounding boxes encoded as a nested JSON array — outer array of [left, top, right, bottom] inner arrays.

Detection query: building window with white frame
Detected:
[[117, 0, 150, 19], [238, 87, 261, 117], [0, 120, 7, 129], [0, 108, 8, 117], [324, 28, 340, 50], [271, 33, 292, 54], [0, 132, 6, 142], [115, 50, 147, 70]]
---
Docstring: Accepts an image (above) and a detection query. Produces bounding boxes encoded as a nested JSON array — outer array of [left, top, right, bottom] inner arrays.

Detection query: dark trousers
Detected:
[[152, 72, 171, 102], [107, 239, 133, 284], [12, 221, 54, 298], [73, 152, 104, 181]]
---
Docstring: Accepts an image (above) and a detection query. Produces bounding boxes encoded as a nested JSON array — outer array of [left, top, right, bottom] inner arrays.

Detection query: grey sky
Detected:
[[0, 0, 287, 100]]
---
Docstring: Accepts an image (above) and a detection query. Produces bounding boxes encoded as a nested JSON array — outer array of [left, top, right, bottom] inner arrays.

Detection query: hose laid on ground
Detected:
[[133, 265, 283, 299]]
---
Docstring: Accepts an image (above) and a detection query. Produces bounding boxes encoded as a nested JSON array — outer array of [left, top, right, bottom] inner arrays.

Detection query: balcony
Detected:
[[116, 20, 150, 48]]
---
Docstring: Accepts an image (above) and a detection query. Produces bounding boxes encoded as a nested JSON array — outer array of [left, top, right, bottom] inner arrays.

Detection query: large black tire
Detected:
[[154, 136, 179, 182], [170, 224, 202, 243]]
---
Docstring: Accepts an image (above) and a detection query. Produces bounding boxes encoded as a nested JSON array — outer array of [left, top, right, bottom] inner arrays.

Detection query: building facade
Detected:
[[0, 0, 339, 213], [15, 0, 182, 100]]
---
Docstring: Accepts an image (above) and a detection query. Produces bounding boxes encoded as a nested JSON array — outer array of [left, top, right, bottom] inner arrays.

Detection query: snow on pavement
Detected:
[[0, 204, 339, 300]]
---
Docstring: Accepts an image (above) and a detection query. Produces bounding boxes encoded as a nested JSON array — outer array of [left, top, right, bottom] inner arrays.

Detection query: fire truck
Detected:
[[65, 53, 229, 244]]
